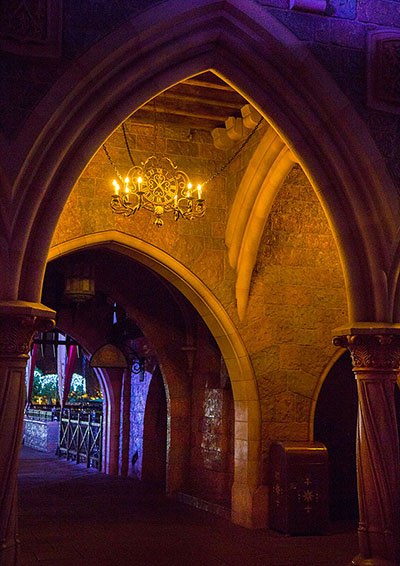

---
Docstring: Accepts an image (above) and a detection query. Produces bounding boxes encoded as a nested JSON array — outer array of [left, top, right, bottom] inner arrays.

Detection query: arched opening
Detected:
[[41, 242, 255, 523], [314, 352, 358, 522], [10, 0, 399, 542], [314, 351, 400, 524], [14, 1, 396, 326]]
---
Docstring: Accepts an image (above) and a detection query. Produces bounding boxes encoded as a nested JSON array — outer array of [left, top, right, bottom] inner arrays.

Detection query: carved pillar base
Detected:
[[0, 301, 54, 566], [334, 325, 400, 566]]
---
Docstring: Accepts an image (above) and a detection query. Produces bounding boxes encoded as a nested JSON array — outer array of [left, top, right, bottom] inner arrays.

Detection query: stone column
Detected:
[[333, 325, 400, 566], [0, 301, 55, 566]]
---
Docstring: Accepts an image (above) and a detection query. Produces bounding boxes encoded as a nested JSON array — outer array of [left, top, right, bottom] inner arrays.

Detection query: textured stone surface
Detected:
[[0, 0, 399, 200], [236, 165, 347, 460], [358, 0, 400, 26], [129, 370, 152, 479], [23, 419, 59, 453], [55, 116, 348, 475]]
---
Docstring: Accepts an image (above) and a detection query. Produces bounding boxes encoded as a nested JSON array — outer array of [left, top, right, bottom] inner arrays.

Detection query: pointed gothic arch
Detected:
[[4, 0, 395, 325], [48, 231, 265, 527]]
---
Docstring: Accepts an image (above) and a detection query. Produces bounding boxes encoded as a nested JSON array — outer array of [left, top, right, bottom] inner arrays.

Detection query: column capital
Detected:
[[333, 323, 400, 372], [0, 300, 55, 357]]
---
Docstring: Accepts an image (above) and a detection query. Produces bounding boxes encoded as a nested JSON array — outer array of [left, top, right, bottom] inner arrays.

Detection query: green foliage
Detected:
[[31, 370, 93, 405], [32, 369, 59, 404]]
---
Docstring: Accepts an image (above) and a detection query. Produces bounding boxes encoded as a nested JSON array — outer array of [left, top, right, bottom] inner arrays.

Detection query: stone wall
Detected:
[[187, 322, 234, 507], [2, 1, 400, 188], [23, 419, 59, 453], [52, 119, 230, 300], [241, 165, 348, 467], [53, 116, 348, 479]]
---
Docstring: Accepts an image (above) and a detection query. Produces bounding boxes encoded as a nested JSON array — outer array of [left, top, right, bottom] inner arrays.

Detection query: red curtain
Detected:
[[60, 345, 78, 408], [25, 343, 38, 407]]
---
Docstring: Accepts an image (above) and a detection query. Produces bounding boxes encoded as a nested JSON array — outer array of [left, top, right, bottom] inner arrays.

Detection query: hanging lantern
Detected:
[[64, 262, 95, 303]]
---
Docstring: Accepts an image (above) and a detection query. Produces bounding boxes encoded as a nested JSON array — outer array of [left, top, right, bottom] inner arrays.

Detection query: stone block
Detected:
[[295, 395, 311, 422], [314, 19, 331, 43], [358, 0, 400, 26], [327, 0, 356, 18], [241, 104, 263, 128], [251, 347, 280, 373], [211, 128, 234, 150], [166, 139, 199, 157], [267, 422, 309, 442], [287, 369, 319, 397], [225, 116, 245, 141], [331, 20, 366, 50], [274, 391, 296, 422]]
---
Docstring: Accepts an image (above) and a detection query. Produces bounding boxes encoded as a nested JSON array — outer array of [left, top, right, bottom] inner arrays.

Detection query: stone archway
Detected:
[[48, 231, 265, 528], [1, 0, 398, 558], [4, 0, 395, 325]]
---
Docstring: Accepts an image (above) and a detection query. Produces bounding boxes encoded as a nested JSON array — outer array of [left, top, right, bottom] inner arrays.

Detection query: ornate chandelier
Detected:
[[103, 113, 263, 228], [109, 155, 204, 228], [103, 124, 205, 228]]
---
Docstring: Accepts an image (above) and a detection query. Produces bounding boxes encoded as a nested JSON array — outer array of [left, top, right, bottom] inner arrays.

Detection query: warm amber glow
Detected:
[[112, 179, 120, 195], [108, 155, 205, 225]]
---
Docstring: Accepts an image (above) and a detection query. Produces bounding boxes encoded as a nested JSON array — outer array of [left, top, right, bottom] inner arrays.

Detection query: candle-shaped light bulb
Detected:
[[124, 177, 130, 193], [137, 176, 143, 191], [197, 184, 202, 199], [187, 182, 193, 197], [112, 180, 120, 195], [174, 194, 178, 207]]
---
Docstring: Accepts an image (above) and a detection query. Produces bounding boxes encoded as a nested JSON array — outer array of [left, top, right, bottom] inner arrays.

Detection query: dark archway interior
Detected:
[[41, 247, 234, 505], [315, 352, 400, 522], [314, 353, 358, 521]]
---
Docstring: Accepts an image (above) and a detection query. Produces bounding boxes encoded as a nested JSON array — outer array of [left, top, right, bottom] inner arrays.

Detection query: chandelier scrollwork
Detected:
[[110, 155, 205, 228], [104, 113, 263, 228]]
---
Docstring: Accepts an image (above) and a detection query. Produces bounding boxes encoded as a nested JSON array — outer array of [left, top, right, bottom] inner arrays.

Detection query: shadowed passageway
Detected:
[[18, 447, 357, 566]]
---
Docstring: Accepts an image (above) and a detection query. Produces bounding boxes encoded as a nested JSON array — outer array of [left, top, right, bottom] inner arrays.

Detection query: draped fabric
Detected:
[[57, 344, 78, 408], [25, 343, 38, 407], [57, 343, 67, 404]]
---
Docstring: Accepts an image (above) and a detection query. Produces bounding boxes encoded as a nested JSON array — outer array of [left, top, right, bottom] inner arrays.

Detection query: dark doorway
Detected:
[[314, 352, 358, 521], [315, 352, 400, 522]]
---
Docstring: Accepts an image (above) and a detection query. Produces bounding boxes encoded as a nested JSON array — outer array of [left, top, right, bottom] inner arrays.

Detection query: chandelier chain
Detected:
[[104, 116, 264, 187], [122, 123, 136, 167], [102, 144, 123, 181], [203, 117, 264, 186]]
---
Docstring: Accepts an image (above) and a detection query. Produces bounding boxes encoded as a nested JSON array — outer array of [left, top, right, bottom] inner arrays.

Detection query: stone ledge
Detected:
[[176, 492, 230, 519]]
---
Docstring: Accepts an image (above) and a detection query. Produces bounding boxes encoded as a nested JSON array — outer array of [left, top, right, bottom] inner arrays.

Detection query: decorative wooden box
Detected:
[[269, 441, 329, 535]]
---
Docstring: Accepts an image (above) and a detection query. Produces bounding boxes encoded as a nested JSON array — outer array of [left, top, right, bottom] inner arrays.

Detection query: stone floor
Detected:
[[18, 446, 358, 565]]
